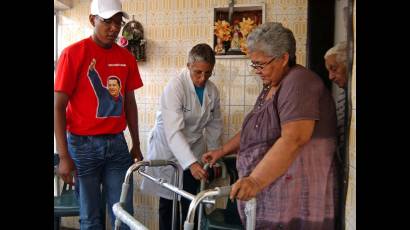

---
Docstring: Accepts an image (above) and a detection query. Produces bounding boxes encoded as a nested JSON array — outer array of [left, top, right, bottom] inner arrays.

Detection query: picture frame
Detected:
[[213, 3, 265, 58]]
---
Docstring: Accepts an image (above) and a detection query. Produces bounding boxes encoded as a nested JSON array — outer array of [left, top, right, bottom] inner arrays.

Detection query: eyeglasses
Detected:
[[191, 69, 213, 79], [95, 15, 125, 27], [250, 57, 276, 71]]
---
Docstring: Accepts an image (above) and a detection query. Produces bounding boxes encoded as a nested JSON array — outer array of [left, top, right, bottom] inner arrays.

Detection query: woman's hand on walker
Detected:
[[202, 148, 224, 167], [230, 176, 262, 201]]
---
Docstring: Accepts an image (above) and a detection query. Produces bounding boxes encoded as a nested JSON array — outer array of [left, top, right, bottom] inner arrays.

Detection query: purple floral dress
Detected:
[[236, 65, 338, 230]]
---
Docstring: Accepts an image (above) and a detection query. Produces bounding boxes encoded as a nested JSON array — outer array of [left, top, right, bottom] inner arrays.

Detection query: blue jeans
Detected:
[[67, 132, 134, 230]]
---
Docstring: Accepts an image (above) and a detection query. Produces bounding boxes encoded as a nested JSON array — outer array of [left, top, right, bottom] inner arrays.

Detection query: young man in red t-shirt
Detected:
[[54, 0, 143, 229]]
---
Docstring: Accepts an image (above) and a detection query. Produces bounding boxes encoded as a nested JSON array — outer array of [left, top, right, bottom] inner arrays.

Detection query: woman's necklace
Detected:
[[257, 84, 272, 109]]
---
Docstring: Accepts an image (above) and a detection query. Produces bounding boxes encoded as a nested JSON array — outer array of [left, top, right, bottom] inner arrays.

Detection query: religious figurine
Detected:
[[229, 24, 241, 51], [215, 37, 225, 54]]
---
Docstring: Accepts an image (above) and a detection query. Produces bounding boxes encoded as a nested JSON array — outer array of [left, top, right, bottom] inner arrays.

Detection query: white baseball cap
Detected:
[[90, 0, 129, 19]]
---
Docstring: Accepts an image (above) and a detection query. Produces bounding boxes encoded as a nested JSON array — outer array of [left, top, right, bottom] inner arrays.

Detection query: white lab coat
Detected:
[[140, 68, 223, 199]]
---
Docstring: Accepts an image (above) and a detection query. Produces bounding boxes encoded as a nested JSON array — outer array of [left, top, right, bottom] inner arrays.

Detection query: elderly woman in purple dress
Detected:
[[202, 22, 338, 229]]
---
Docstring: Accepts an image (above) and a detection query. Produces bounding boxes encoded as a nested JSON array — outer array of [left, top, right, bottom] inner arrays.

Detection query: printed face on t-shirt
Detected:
[[107, 78, 121, 98]]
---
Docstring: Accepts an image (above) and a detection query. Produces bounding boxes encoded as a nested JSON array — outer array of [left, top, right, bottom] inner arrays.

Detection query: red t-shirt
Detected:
[[54, 37, 143, 135]]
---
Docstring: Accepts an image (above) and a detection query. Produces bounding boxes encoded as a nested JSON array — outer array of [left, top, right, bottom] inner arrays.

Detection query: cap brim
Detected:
[[99, 10, 129, 20]]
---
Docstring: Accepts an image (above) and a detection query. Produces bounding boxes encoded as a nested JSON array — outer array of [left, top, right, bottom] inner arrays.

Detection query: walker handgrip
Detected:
[[148, 160, 172, 166], [183, 221, 194, 230], [216, 186, 232, 196]]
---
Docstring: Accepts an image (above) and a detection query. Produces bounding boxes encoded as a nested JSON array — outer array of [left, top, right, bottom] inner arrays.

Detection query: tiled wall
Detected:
[[57, 0, 308, 156], [56, 0, 309, 229], [345, 0, 356, 229]]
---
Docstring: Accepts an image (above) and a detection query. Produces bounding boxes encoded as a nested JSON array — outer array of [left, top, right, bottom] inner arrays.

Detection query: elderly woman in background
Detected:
[[324, 41, 348, 176], [203, 22, 338, 229], [324, 42, 348, 230], [324, 41, 348, 89]]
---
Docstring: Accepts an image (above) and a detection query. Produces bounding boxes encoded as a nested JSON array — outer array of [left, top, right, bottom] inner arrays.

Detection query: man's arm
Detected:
[[124, 90, 143, 161], [54, 92, 76, 184], [160, 78, 207, 180], [87, 59, 104, 97]]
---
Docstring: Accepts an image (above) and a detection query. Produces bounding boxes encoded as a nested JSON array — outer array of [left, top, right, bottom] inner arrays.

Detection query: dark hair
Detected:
[[188, 43, 216, 66], [108, 76, 121, 87]]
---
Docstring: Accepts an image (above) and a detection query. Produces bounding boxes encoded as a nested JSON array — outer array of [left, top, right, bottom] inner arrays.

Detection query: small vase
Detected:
[[223, 41, 231, 53]]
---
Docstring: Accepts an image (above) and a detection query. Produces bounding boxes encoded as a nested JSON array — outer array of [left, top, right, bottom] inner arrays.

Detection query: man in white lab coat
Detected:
[[140, 43, 223, 230]]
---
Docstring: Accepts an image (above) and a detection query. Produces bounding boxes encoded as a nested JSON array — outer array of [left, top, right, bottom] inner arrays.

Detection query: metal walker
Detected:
[[113, 160, 256, 230]]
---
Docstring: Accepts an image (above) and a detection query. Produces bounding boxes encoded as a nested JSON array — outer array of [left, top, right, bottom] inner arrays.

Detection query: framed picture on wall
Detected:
[[213, 3, 265, 57]]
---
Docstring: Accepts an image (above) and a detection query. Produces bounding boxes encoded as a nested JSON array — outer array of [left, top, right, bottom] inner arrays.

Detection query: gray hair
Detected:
[[324, 41, 347, 64], [247, 22, 296, 66], [187, 43, 215, 66]]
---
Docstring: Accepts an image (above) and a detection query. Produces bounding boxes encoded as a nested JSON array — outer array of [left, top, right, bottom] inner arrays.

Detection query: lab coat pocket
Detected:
[[200, 104, 215, 127], [182, 104, 191, 113]]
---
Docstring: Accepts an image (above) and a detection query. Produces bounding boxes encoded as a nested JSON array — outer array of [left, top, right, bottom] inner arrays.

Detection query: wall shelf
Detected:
[[216, 55, 248, 59]]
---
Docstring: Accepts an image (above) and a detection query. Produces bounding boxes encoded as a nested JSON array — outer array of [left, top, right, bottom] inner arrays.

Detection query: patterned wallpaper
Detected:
[[56, 0, 318, 229]]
